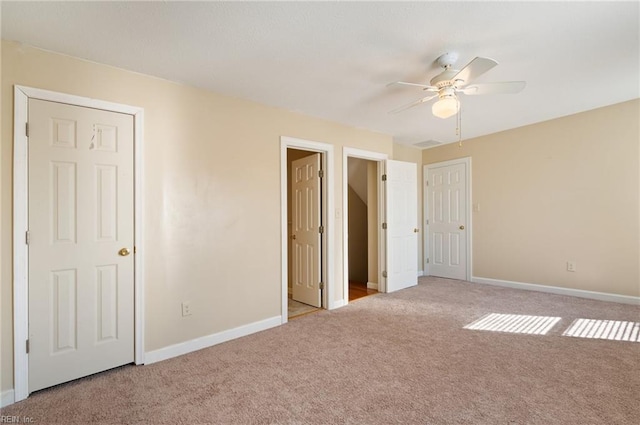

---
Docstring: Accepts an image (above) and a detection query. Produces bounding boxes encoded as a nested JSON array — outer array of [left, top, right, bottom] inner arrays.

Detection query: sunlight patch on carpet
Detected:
[[562, 319, 640, 342], [464, 313, 561, 335]]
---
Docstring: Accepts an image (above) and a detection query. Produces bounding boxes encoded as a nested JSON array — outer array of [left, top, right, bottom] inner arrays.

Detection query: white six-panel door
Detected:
[[426, 160, 468, 280], [28, 99, 135, 392], [291, 154, 322, 307], [384, 160, 418, 292]]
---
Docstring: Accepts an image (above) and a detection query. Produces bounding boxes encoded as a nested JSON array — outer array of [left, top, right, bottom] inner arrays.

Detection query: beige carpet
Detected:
[[2, 277, 639, 424]]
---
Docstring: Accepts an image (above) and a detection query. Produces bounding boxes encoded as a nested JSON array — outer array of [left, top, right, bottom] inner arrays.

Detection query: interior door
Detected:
[[427, 161, 468, 280], [384, 160, 418, 292], [291, 153, 322, 307], [28, 99, 135, 392]]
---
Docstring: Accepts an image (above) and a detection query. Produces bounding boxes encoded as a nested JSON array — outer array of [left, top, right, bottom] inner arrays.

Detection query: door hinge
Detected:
[[426, 219, 429, 225], [382, 222, 387, 230], [427, 258, 430, 264], [26, 339, 29, 354], [319, 282, 325, 290], [319, 226, 324, 234], [382, 271, 388, 278], [318, 169, 324, 178], [426, 180, 429, 186], [382, 174, 387, 181], [25, 122, 29, 138], [25, 231, 30, 245]]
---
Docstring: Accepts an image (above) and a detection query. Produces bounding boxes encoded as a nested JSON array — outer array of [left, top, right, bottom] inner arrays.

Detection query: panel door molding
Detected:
[[12, 85, 145, 402], [424, 157, 472, 280]]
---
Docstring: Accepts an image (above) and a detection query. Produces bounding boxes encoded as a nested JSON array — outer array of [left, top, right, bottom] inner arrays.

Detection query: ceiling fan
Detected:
[[389, 52, 526, 119]]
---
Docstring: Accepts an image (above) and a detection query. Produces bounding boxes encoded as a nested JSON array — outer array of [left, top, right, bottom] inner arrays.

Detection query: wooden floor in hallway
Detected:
[[349, 281, 377, 301]]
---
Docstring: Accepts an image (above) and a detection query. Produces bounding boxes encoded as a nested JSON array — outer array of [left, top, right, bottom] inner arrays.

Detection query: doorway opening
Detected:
[[346, 157, 379, 302], [343, 148, 419, 297], [280, 136, 335, 322], [342, 148, 389, 302]]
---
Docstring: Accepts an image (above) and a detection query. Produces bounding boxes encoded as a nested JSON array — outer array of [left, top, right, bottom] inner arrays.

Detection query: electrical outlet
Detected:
[[181, 301, 192, 316], [567, 261, 576, 272]]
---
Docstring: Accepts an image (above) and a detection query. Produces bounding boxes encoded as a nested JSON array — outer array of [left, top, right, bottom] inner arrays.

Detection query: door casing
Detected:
[[12, 86, 145, 402], [280, 137, 334, 321], [423, 157, 472, 280]]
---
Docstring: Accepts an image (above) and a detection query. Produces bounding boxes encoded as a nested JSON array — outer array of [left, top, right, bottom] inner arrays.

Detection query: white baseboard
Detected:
[[330, 299, 347, 309], [144, 315, 282, 365], [472, 277, 640, 305], [418, 270, 424, 277], [1, 389, 15, 408], [366, 281, 378, 290]]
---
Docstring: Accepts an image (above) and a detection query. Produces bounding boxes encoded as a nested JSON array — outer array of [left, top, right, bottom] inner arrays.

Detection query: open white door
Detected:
[[384, 160, 418, 292], [291, 154, 322, 307]]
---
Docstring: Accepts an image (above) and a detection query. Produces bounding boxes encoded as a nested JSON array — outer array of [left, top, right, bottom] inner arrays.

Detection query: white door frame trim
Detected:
[[342, 148, 388, 300], [12, 86, 145, 402], [280, 137, 335, 321], [423, 157, 472, 280]]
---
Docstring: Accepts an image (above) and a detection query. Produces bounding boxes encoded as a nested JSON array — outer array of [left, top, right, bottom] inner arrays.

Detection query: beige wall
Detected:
[[0, 41, 395, 392], [423, 99, 640, 297], [392, 143, 424, 273]]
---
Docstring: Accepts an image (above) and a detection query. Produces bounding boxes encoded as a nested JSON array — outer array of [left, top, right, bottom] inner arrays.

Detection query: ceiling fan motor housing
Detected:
[[430, 69, 461, 88], [438, 87, 456, 100]]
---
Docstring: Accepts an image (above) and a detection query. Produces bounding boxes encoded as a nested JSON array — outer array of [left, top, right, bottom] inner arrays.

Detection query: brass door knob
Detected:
[[459, 225, 465, 230], [414, 228, 419, 233], [292, 235, 297, 240], [118, 248, 131, 256]]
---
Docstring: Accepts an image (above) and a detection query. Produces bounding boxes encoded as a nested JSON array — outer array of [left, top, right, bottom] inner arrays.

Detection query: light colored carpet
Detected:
[[2, 277, 639, 424]]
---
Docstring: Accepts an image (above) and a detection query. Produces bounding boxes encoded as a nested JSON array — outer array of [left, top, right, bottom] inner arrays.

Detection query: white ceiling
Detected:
[[2, 1, 639, 148]]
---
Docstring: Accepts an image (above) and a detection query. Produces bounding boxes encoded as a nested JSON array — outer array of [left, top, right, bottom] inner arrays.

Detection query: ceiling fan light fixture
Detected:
[[432, 96, 458, 119]]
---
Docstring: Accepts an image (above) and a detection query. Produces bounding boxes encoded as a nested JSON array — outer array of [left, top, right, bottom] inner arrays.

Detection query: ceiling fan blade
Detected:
[[451, 57, 498, 85], [460, 81, 526, 95], [387, 81, 439, 91], [389, 94, 439, 114]]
